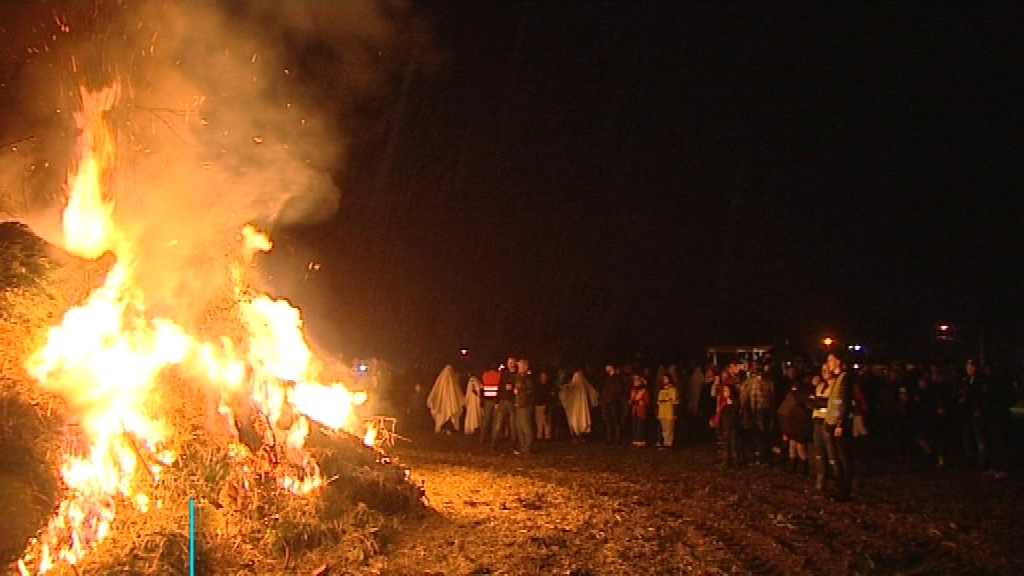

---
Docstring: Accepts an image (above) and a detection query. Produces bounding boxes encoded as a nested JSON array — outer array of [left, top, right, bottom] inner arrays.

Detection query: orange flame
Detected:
[[363, 422, 377, 448], [62, 83, 120, 260], [19, 83, 368, 574]]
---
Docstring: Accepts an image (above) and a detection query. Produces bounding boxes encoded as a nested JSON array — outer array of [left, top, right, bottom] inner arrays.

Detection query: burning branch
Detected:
[[120, 422, 157, 484]]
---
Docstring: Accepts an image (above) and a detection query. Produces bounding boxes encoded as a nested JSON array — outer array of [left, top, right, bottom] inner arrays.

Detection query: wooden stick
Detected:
[[120, 423, 157, 483]]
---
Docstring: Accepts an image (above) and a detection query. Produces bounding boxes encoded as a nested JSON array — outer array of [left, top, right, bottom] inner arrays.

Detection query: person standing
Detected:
[[464, 371, 483, 435], [492, 357, 518, 450], [745, 361, 774, 465], [657, 372, 680, 447], [777, 368, 813, 474], [688, 364, 704, 418], [810, 367, 836, 491], [561, 368, 598, 440], [958, 359, 988, 468], [534, 370, 554, 441], [479, 364, 501, 442], [599, 364, 626, 444], [629, 374, 650, 446], [514, 358, 535, 454], [825, 353, 855, 501], [712, 383, 740, 468]]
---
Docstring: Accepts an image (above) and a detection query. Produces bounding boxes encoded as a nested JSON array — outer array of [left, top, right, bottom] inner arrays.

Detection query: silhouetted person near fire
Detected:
[[492, 357, 517, 450], [513, 358, 535, 454], [599, 364, 626, 444], [534, 369, 554, 441], [959, 359, 987, 469]]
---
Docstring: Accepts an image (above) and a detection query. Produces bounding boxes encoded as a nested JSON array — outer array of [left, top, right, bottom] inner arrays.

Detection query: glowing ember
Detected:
[[364, 422, 378, 448], [18, 82, 368, 574]]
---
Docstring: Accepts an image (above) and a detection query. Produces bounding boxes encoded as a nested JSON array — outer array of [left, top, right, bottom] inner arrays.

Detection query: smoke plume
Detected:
[[0, 0, 433, 326]]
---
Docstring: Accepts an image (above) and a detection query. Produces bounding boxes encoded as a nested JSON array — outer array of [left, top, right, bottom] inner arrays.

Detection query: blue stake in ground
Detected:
[[189, 497, 195, 575]]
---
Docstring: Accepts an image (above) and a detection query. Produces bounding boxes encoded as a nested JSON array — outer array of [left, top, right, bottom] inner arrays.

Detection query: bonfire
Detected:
[[4, 74, 418, 576]]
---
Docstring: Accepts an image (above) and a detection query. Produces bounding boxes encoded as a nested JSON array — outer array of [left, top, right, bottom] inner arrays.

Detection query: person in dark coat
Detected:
[[712, 384, 740, 468], [778, 368, 814, 474], [599, 364, 627, 443]]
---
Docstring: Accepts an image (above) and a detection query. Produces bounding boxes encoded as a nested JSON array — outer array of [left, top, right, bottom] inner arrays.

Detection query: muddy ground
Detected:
[[354, 425, 1023, 576]]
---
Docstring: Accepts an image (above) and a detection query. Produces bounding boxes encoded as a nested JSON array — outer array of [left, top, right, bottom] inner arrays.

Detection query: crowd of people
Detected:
[[407, 351, 1021, 501]]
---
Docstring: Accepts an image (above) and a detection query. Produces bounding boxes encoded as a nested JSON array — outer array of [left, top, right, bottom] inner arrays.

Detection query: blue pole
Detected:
[[189, 497, 195, 576]]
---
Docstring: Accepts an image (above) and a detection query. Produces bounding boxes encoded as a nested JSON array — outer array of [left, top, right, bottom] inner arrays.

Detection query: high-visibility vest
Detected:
[[481, 369, 500, 399]]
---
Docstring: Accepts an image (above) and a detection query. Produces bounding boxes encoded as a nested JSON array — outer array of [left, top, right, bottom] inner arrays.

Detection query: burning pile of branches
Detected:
[[1, 82, 423, 575]]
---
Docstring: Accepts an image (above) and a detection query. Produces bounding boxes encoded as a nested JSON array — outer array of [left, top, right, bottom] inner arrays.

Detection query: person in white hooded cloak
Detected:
[[464, 373, 482, 435], [559, 369, 598, 438], [427, 364, 465, 433]]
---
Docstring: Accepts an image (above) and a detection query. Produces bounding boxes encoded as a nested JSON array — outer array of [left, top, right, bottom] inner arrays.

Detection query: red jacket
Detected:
[[630, 386, 649, 418]]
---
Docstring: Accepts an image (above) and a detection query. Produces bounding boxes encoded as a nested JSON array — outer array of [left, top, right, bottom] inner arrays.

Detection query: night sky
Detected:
[[264, 3, 1024, 366]]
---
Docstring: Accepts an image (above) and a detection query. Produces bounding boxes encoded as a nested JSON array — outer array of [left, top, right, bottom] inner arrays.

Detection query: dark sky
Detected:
[[270, 3, 1024, 366]]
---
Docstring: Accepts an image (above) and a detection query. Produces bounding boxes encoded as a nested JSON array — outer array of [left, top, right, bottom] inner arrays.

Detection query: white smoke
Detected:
[[0, 0, 434, 325]]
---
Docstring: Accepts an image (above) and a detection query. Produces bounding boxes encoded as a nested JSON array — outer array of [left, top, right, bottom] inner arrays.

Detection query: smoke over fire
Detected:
[[1, 0, 431, 323], [0, 1, 434, 573]]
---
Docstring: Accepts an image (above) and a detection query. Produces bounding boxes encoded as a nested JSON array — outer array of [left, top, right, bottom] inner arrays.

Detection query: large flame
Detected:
[[62, 84, 120, 260], [18, 83, 368, 575]]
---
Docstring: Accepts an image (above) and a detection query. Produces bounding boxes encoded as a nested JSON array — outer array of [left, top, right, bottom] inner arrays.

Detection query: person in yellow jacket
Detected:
[[657, 373, 680, 447]]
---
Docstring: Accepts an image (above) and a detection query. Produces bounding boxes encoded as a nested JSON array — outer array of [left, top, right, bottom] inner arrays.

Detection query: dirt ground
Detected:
[[355, 426, 1024, 576]]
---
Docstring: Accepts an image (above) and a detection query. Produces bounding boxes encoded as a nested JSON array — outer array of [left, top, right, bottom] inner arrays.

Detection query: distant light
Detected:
[[823, 337, 834, 347], [358, 364, 368, 373], [853, 363, 861, 369], [853, 345, 863, 351], [938, 324, 950, 331], [459, 348, 469, 357]]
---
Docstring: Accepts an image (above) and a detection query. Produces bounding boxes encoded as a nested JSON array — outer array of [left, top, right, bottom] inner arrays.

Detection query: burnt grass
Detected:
[[361, 423, 1024, 576]]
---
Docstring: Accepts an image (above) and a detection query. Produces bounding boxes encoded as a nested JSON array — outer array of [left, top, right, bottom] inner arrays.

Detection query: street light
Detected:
[[823, 337, 834, 347]]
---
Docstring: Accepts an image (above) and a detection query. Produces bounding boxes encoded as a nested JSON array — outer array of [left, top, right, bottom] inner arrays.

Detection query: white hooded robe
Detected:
[[559, 370, 598, 436], [464, 376, 482, 434], [427, 365, 465, 433]]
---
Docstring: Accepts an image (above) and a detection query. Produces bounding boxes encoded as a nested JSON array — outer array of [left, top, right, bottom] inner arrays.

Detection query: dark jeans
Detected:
[[720, 428, 740, 467], [988, 410, 1010, 472], [750, 409, 773, 463], [962, 414, 987, 468], [829, 426, 854, 499], [631, 414, 646, 443], [479, 399, 497, 442], [515, 406, 534, 453], [602, 403, 623, 442], [813, 419, 835, 478], [492, 400, 515, 448]]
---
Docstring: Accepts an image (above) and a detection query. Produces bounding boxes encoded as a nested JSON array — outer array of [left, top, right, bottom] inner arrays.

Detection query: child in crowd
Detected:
[[657, 373, 679, 447], [629, 374, 650, 446], [711, 384, 740, 468]]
